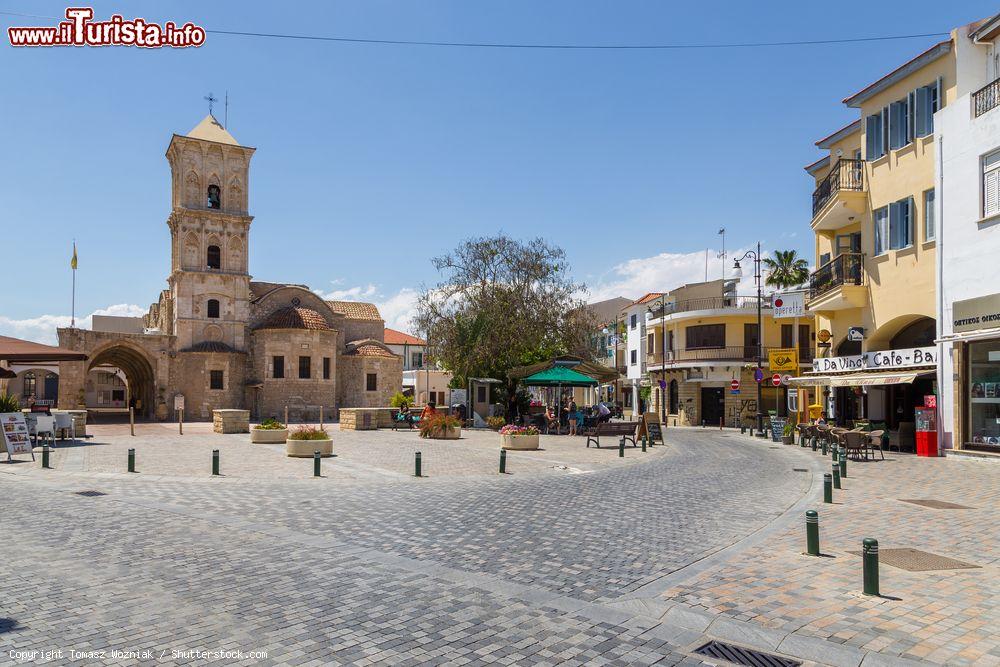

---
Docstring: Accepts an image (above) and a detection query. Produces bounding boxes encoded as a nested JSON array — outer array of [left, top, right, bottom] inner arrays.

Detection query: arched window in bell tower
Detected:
[[207, 184, 221, 209], [207, 245, 221, 270]]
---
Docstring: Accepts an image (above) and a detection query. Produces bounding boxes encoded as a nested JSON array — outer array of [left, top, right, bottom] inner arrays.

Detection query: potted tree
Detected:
[[782, 420, 796, 445], [251, 417, 289, 444], [285, 425, 332, 457], [419, 414, 462, 440], [499, 424, 540, 450]]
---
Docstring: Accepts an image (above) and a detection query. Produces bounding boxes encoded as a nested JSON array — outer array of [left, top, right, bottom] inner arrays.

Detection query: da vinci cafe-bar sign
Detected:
[[812, 346, 937, 373]]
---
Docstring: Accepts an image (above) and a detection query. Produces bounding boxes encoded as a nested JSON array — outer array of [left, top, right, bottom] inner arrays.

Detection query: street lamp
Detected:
[[733, 242, 765, 438]]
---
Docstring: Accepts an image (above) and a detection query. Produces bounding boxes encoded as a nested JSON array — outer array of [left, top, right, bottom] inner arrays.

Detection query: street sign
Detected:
[[772, 292, 805, 319], [848, 327, 865, 342], [768, 348, 799, 372], [782, 374, 793, 385], [771, 373, 782, 387], [754, 368, 764, 383], [730, 379, 740, 391]]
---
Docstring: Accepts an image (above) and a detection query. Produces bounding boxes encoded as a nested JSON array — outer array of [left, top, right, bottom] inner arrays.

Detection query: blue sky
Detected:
[[1, 1, 996, 342]]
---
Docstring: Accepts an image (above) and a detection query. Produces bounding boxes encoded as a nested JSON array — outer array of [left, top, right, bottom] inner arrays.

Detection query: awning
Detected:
[[521, 366, 598, 387], [937, 327, 1000, 344], [788, 370, 930, 387], [0, 335, 88, 362]]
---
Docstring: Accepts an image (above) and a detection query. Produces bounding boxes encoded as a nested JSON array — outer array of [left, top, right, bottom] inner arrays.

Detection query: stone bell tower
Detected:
[[164, 115, 256, 351]]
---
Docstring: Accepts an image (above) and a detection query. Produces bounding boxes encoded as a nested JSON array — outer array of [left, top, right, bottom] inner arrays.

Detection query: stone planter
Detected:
[[781, 435, 795, 445], [500, 433, 539, 451], [251, 428, 289, 444], [286, 438, 333, 457], [424, 426, 461, 440], [213, 409, 250, 434]]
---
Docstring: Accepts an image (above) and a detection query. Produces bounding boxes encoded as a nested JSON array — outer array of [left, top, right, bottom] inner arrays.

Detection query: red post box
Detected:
[[914, 406, 938, 457]]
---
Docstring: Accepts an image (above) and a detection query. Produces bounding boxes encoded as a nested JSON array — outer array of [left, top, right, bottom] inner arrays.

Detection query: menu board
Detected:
[[2, 412, 33, 458]]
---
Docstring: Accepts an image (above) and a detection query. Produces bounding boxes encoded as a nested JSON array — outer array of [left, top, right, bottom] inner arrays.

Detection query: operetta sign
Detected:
[[772, 292, 806, 319]]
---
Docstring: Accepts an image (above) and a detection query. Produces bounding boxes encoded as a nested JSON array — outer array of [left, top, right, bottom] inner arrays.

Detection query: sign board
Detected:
[[924, 395, 937, 408], [953, 293, 1000, 333], [730, 379, 740, 392], [658, 379, 666, 389], [812, 346, 936, 373], [787, 390, 800, 413], [768, 348, 799, 373], [772, 292, 805, 319], [173, 394, 185, 412], [771, 373, 782, 387], [646, 421, 663, 445], [817, 329, 832, 343], [2, 412, 33, 458], [782, 374, 793, 385], [753, 368, 764, 383], [847, 326, 865, 342]]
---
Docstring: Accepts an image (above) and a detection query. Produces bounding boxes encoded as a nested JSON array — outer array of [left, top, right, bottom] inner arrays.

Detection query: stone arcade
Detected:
[[56, 115, 402, 420]]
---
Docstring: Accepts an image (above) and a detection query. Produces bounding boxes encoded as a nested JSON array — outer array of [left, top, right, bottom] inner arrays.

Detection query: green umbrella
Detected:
[[521, 366, 598, 387]]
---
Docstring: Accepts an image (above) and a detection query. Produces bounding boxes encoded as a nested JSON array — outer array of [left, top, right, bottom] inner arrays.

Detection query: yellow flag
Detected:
[[70, 242, 77, 270]]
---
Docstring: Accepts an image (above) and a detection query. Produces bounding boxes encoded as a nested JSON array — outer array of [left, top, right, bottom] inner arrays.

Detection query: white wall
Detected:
[[624, 304, 647, 381], [935, 50, 1000, 447]]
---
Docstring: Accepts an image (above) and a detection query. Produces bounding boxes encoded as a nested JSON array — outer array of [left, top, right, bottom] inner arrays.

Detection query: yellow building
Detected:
[[799, 37, 955, 439], [644, 279, 811, 428]]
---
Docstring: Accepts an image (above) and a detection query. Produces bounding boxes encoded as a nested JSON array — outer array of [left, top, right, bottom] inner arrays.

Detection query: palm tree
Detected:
[[763, 250, 809, 288]]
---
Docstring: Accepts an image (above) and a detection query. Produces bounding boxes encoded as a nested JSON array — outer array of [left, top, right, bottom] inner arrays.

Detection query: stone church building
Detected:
[[56, 115, 402, 421]]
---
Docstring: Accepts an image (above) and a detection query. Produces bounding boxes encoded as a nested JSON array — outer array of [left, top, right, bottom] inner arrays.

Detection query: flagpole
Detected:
[[71, 240, 77, 328]]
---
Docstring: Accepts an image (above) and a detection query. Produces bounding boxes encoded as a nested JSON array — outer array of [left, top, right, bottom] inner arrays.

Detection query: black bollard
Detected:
[[314, 450, 321, 477], [499, 449, 507, 474], [128, 448, 136, 473]]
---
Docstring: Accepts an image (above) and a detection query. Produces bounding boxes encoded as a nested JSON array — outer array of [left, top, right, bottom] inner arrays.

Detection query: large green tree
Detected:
[[763, 249, 809, 289], [413, 235, 599, 416]]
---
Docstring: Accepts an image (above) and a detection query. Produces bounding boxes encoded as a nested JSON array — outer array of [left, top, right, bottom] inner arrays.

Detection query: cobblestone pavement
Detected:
[[659, 444, 1000, 666], [1, 428, 993, 666], [25, 422, 670, 482]]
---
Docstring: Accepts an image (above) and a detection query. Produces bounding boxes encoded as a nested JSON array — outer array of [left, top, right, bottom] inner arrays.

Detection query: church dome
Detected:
[[255, 306, 331, 331]]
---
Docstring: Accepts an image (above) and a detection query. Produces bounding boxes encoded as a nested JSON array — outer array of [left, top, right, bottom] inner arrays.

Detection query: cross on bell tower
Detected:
[[204, 92, 218, 115]]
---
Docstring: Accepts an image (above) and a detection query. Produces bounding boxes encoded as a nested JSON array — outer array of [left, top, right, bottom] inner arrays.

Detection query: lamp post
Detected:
[[733, 242, 765, 438]]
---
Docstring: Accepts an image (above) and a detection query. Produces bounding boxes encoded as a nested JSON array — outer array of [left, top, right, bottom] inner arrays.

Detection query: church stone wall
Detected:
[[173, 351, 246, 420], [338, 355, 403, 409], [249, 328, 339, 422]]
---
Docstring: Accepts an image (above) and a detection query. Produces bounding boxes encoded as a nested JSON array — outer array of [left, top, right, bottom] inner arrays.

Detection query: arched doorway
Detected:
[[87, 344, 156, 419]]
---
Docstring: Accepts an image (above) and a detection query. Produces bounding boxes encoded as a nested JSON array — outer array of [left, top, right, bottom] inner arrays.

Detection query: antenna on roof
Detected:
[[717, 228, 726, 281], [224, 91, 229, 128]]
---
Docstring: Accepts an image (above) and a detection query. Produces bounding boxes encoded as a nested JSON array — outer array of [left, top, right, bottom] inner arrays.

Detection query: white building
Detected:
[[622, 293, 664, 417], [384, 328, 427, 371], [935, 12, 1000, 456]]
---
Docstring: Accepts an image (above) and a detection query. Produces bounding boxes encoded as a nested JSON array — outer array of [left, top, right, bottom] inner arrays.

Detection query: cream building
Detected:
[[644, 279, 811, 428], [55, 115, 402, 421], [797, 21, 994, 448]]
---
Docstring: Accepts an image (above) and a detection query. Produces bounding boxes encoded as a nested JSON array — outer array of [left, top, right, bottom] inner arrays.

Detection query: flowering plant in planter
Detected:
[[288, 425, 330, 440], [254, 418, 286, 430], [486, 416, 506, 430], [498, 424, 539, 436], [419, 414, 461, 439]]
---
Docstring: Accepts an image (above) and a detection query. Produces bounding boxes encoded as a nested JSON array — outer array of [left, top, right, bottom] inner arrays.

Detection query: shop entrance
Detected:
[[701, 387, 725, 426]]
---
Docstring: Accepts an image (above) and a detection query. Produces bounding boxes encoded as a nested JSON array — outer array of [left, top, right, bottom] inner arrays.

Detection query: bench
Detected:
[[585, 422, 638, 449]]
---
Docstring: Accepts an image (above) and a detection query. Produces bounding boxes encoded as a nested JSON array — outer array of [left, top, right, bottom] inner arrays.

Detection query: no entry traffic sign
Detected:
[[771, 373, 782, 387], [730, 379, 740, 391]]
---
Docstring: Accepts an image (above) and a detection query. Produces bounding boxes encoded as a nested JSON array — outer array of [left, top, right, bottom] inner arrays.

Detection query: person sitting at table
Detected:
[[596, 401, 611, 423]]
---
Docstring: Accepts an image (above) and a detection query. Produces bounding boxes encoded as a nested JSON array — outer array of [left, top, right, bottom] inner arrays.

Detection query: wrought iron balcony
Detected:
[[646, 296, 768, 319], [812, 158, 865, 217], [973, 77, 1000, 118], [808, 253, 864, 301], [649, 345, 813, 365]]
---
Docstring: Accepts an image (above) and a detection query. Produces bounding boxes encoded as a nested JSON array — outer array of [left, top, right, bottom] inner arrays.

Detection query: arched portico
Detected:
[[86, 343, 157, 418]]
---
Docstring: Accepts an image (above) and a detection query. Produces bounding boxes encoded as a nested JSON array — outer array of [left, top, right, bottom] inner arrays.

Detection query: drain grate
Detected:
[[899, 498, 974, 510], [693, 640, 800, 667], [792, 468, 808, 472], [848, 548, 979, 571], [74, 490, 107, 497]]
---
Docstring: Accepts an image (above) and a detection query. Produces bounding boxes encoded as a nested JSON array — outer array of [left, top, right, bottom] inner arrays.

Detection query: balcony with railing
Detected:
[[648, 345, 813, 367], [646, 296, 769, 320], [973, 77, 1000, 118], [811, 158, 866, 230], [807, 252, 866, 310]]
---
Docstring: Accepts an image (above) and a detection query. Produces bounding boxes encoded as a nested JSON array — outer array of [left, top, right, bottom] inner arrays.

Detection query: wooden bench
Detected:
[[585, 422, 638, 448]]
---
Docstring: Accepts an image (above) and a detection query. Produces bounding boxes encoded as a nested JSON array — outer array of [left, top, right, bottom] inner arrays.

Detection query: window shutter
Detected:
[[934, 76, 943, 111], [915, 86, 928, 137], [866, 115, 878, 159], [907, 91, 915, 143], [986, 167, 1000, 218], [881, 107, 889, 155], [907, 197, 915, 246]]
